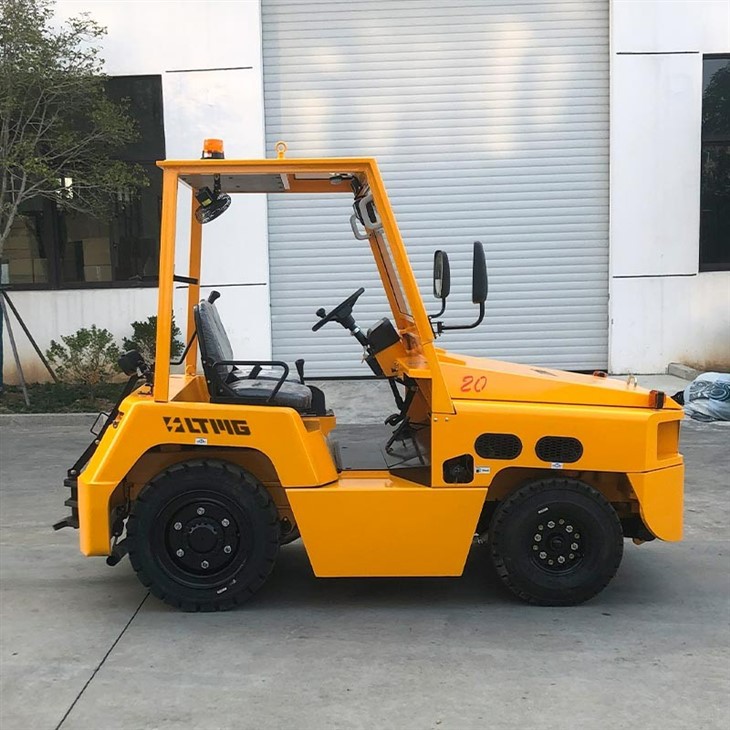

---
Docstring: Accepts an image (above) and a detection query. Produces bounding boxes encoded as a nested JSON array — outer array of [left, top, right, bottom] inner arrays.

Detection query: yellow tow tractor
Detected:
[[54, 140, 684, 611]]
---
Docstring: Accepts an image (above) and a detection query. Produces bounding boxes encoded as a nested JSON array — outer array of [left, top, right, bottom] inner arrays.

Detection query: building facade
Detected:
[[2, 0, 729, 382]]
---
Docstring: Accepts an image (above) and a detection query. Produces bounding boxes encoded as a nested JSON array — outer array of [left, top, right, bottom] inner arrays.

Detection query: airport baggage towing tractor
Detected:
[[54, 140, 684, 611]]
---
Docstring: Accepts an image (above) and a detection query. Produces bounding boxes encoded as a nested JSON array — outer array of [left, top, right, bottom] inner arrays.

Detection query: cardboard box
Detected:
[[8, 274, 35, 284], [8, 257, 49, 283], [4, 235, 39, 257], [8, 257, 35, 277], [5, 217, 40, 256], [82, 237, 112, 266], [83, 264, 113, 282]]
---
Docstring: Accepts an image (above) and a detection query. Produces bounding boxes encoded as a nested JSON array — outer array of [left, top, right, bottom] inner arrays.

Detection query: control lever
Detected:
[[295, 358, 306, 384]]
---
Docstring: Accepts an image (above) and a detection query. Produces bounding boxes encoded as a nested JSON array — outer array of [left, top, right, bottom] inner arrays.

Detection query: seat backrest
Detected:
[[194, 299, 234, 382]]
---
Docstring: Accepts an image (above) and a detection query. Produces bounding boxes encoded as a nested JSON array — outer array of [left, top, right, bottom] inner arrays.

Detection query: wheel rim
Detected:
[[153, 489, 252, 588], [530, 516, 585, 574]]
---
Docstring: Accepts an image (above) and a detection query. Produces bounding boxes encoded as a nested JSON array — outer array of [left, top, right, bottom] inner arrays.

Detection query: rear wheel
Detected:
[[488, 478, 623, 606], [127, 459, 279, 611]]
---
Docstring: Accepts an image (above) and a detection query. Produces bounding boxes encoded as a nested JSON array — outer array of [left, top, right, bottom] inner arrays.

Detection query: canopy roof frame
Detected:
[[152, 156, 446, 408]]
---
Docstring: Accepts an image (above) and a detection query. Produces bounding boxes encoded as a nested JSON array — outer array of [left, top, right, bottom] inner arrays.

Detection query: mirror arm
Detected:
[[428, 298, 447, 320], [437, 302, 485, 333]]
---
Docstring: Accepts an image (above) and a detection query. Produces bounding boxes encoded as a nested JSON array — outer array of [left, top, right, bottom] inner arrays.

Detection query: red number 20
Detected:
[[461, 375, 487, 392]]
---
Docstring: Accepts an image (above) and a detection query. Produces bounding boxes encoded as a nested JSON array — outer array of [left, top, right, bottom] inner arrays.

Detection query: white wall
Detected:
[[609, 0, 730, 372], [3, 0, 271, 384]]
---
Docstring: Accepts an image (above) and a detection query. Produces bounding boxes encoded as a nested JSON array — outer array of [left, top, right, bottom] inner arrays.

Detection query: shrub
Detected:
[[122, 314, 184, 364], [46, 325, 121, 385]]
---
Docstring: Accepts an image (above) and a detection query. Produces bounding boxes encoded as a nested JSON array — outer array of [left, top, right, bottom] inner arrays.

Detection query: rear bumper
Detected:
[[627, 462, 684, 541]]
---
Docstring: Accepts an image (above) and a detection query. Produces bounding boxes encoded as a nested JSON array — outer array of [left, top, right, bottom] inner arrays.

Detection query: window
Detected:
[[700, 56, 730, 271], [2, 75, 165, 289]]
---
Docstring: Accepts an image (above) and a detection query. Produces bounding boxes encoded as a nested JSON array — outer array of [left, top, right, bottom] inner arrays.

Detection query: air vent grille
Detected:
[[475, 433, 522, 460], [536, 436, 583, 464]]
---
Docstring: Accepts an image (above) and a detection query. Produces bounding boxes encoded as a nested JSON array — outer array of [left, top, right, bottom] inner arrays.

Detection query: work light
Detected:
[[195, 173, 231, 224]]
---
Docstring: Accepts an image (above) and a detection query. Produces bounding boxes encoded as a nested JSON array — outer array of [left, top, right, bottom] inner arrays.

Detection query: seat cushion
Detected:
[[225, 378, 312, 411]]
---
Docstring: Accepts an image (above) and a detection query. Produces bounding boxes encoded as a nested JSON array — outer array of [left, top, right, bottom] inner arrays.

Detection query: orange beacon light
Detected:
[[201, 138, 225, 159]]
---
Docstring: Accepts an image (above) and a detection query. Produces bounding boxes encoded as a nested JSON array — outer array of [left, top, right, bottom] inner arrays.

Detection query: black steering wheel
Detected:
[[312, 287, 365, 332]]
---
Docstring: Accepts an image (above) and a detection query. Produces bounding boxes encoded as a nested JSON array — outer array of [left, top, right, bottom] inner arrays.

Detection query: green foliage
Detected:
[[702, 63, 730, 140], [0, 381, 123, 413], [122, 314, 184, 363], [0, 0, 147, 253], [46, 325, 120, 385]]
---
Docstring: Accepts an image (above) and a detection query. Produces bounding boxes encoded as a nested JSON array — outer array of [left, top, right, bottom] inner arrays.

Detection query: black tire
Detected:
[[127, 459, 279, 612], [488, 478, 623, 606]]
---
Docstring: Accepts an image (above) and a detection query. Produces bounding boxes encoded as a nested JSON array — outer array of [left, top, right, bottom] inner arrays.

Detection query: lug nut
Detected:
[[223, 545, 232, 554], [201, 560, 209, 569], [538, 524, 544, 530], [571, 542, 578, 551], [534, 534, 542, 542], [575, 533, 580, 539], [176, 549, 184, 557], [197, 507, 205, 515], [569, 553, 575, 559], [566, 525, 573, 533], [548, 559, 554, 566], [173, 522, 182, 531], [559, 519, 565, 525], [547, 520, 555, 528], [221, 518, 230, 527], [557, 556, 566, 564], [539, 551, 547, 559]]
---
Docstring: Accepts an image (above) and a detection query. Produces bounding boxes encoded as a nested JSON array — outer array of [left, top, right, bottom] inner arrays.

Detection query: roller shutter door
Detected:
[[263, 0, 609, 375]]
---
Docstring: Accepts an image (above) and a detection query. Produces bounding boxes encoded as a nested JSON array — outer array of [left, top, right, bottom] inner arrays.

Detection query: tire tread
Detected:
[[127, 459, 279, 612], [488, 478, 623, 606]]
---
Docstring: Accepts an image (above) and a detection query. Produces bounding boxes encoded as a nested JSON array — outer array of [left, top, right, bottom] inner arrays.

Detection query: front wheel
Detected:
[[127, 460, 279, 611], [488, 478, 623, 606]]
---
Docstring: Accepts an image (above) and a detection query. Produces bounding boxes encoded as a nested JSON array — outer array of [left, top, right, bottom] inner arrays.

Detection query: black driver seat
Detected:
[[194, 296, 312, 411]]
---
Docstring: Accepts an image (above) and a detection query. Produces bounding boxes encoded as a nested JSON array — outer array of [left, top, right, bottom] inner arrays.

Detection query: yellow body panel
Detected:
[[432, 399, 682, 485], [77, 378, 338, 555], [438, 351, 684, 410], [288, 474, 486, 576], [628, 464, 684, 541]]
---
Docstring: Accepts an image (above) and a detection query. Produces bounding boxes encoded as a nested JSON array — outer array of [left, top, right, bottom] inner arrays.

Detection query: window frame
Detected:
[[4, 74, 165, 291], [699, 54, 730, 273]]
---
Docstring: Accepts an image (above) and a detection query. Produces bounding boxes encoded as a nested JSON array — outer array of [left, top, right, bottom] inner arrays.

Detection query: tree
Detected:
[[702, 63, 730, 141], [0, 0, 146, 255]]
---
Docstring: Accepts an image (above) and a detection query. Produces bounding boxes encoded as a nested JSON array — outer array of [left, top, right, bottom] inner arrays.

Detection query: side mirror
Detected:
[[472, 241, 487, 304], [438, 241, 488, 334], [433, 250, 451, 300]]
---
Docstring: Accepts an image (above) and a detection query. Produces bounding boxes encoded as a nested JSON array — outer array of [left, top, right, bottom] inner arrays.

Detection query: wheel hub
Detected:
[[164, 500, 242, 575], [187, 519, 222, 553], [531, 517, 583, 572]]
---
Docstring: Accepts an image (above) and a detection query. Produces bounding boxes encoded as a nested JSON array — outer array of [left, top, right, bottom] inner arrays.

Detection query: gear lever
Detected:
[[295, 359, 306, 384]]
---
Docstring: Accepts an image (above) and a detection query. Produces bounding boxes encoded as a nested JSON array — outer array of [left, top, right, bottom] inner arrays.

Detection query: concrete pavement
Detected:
[[0, 405, 728, 729]]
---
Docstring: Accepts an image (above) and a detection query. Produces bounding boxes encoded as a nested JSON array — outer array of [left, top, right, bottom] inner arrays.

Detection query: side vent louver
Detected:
[[475, 433, 522, 460], [536, 436, 583, 464]]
